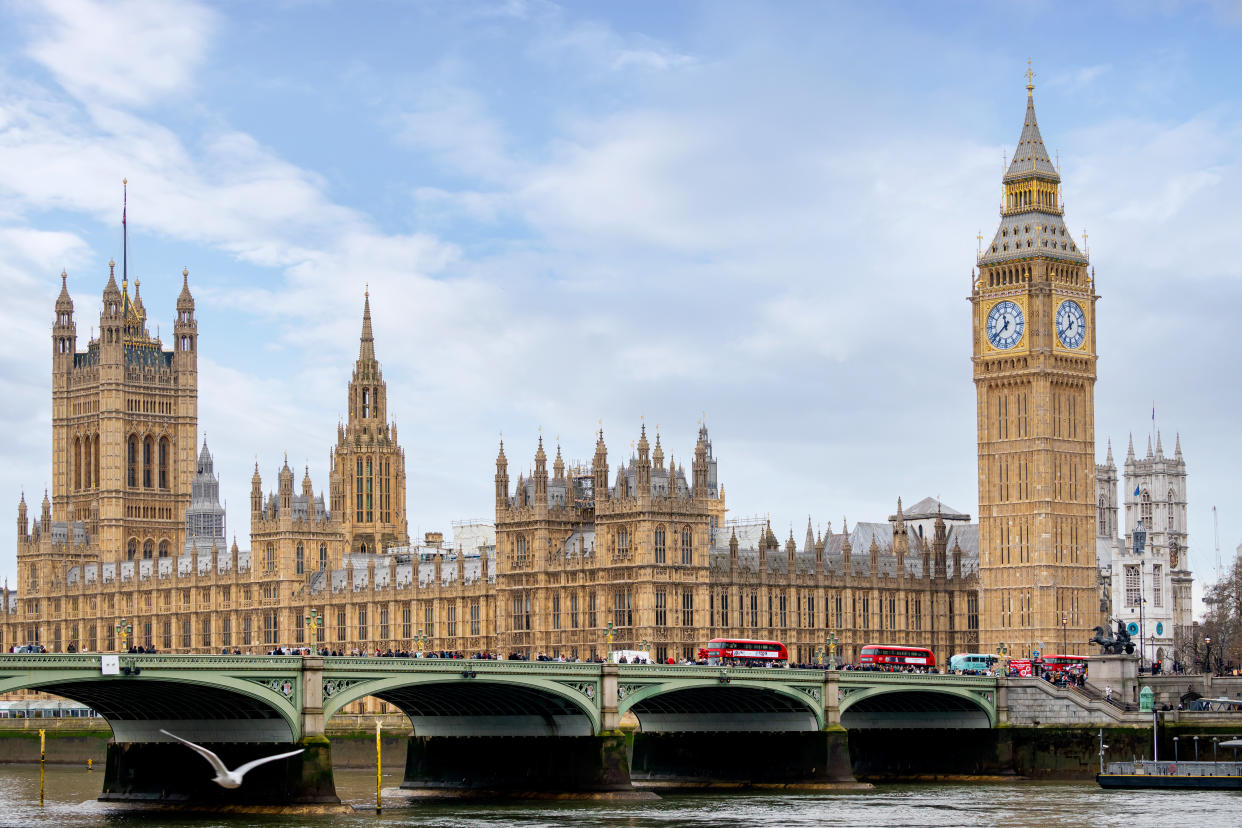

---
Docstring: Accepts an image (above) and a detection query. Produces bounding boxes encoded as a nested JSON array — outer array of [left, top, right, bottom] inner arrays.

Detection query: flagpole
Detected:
[[122, 178, 127, 285]]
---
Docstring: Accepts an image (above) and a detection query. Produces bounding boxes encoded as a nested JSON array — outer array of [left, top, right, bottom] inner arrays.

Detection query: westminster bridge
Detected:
[[0, 653, 1025, 803]]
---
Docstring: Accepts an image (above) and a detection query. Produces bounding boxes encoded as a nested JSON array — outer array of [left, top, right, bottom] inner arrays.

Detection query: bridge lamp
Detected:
[[415, 629, 428, 655], [115, 618, 132, 653], [815, 646, 825, 667], [639, 638, 649, 653], [305, 609, 321, 645], [1173, 736, 1179, 763], [718, 669, 731, 685], [827, 633, 839, 670], [605, 622, 616, 652], [1204, 636, 1211, 675]]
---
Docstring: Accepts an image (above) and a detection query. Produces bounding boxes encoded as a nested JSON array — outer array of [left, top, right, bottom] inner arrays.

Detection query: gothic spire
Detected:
[[359, 287, 375, 361], [1105, 438, 1114, 465], [1174, 433, 1183, 459], [1126, 433, 1135, 461], [1155, 430, 1164, 457]]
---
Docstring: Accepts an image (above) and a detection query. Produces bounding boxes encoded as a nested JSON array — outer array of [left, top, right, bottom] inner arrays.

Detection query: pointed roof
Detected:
[[1106, 438, 1114, 465], [56, 270, 73, 312], [1175, 433, 1183, 459], [978, 75, 1088, 267], [177, 267, 194, 311], [1004, 88, 1059, 182], [359, 288, 374, 361], [197, 438, 212, 468], [1126, 433, 1135, 461]]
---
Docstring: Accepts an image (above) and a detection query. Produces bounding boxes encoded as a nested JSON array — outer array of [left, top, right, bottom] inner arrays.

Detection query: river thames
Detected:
[[0, 766, 1237, 827]]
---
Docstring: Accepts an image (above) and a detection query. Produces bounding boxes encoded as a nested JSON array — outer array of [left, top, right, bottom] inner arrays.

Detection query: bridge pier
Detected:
[[629, 729, 855, 787], [99, 736, 338, 805], [400, 732, 635, 793]]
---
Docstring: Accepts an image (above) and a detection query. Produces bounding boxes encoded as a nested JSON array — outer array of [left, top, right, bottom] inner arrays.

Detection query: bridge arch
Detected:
[[323, 673, 601, 737], [839, 685, 994, 729], [0, 672, 299, 743], [619, 679, 824, 733]]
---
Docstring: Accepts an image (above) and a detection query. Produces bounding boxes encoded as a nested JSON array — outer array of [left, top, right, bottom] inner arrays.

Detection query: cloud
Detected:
[[22, 0, 216, 108]]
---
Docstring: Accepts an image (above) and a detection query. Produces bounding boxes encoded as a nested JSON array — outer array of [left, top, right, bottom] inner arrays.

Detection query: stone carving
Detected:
[[1090, 620, 1134, 655]]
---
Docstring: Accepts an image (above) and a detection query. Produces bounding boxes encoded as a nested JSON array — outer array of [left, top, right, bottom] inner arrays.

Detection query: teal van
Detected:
[[949, 653, 997, 673]]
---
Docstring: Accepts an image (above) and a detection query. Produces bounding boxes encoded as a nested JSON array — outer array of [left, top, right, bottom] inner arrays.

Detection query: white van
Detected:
[[609, 649, 653, 664]]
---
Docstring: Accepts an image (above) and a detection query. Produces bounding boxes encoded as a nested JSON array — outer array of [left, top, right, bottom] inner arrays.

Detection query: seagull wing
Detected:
[[231, 747, 305, 781], [159, 729, 230, 778]]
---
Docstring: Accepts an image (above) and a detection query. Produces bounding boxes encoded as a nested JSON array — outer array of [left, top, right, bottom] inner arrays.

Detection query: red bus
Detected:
[[699, 638, 788, 666], [859, 644, 936, 670], [1037, 654, 1086, 674]]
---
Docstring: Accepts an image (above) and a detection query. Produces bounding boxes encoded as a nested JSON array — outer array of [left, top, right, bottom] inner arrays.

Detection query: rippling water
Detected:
[[0, 765, 1238, 827]]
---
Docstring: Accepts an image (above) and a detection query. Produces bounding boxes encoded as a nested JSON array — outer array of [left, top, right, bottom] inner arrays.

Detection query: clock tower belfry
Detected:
[[972, 71, 1100, 657]]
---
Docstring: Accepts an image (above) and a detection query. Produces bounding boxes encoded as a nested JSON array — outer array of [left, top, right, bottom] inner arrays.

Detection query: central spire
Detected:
[[359, 286, 374, 362]]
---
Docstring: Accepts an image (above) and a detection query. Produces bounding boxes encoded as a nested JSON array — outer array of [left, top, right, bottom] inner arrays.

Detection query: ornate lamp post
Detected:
[[605, 621, 616, 655], [639, 638, 650, 660], [115, 618, 132, 652], [996, 642, 1009, 674], [815, 645, 825, 667], [415, 628, 428, 656], [305, 609, 321, 649], [827, 632, 839, 670], [1061, 614, 1068, 656]]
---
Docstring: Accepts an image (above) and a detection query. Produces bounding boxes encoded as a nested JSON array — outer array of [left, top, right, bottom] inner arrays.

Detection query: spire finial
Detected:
[[1025, 59, 1035, 96]]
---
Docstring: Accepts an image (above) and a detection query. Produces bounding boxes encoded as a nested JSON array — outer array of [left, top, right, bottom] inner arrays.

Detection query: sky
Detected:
[[1, 0, 1240, 617]]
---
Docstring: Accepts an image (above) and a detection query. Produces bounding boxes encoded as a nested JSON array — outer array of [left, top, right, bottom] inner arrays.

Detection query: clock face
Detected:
[[985, 300, 1024, 350], [1056, 300, 1087, 349]]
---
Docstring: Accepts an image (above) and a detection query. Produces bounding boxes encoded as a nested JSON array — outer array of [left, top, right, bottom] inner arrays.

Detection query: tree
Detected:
[[1197, 555, 1242, 674]]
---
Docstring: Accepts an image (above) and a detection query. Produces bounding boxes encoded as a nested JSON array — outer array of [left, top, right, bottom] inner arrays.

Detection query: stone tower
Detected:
[[328, 290, 409, 554], [973, 72, 1099, 657], [48, 260, 197, 562]]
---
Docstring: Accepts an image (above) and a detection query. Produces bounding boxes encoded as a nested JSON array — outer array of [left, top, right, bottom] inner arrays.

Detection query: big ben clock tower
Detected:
[[973, 69, 1100, 657]]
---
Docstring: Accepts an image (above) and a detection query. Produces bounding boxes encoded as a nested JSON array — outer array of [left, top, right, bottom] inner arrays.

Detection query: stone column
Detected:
[[601, 663, 620, 731], [824, 669, 841, 727], [301, 654, 325, 738]]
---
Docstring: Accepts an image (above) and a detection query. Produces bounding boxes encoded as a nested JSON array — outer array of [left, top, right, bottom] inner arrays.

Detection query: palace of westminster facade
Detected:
[[1, 81, 1194, 670]]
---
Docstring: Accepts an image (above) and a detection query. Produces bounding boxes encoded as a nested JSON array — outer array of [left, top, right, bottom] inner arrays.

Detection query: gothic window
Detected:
[[1125, 564, 1141, 608], [617, 527, 629, 558], [380, 606, 390, 641], [1167, 488, 1176, 530], [515, 535, 528, 567], [588, 592, 597, 628], [127, 538, 138, 561], [1152, 564, 1163, 608], [162, 620, 172, 650], [614, 588, 633, 627], [570, 593, 579, 629], [143, 436, 154, 488], [681, 526, 693, 565], [336, 610, 346, 643], [158, 540, 169, 558], [365, 458, 374, 522], [296, 543, 304, 575], [361, 388, 370, 419], [319, 543, 328, 571], [357, 607, 368, 641], [73, 437, 82, 490], [1098, 496, 1107, 533], [265, 543, 276, 572], [142, 539, 154, 559], [655, 590, 666, 627], [446, 605, 456, 638], [778, 594, 787, 627], [552, 594, 562, 629], [182, 619, 191, 649], [681, 589, 693, 626], [654, 526, 666, 564], [158, 437, 169, 489], [128, 435, 138, 487], [402, 606, 411, 640], [201, 617, 210, 648], [749, 591, 759, 627], [355, 459, 364, 522], [1140, 490, 1152, 528], [470, 602, 480, 636]]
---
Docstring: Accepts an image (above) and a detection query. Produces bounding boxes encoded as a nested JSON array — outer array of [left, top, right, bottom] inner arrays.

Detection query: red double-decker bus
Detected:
[[699, 638, 788, 666], [858, 644, 936, 669], [1037, 654, 1086, 674]]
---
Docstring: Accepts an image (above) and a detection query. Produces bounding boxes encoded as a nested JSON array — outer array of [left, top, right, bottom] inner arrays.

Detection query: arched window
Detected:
[[296, 543, 304, 575], [265, 544, 276, 571], [617, 527, 629, 557], [654, 526, 666, 564], [73, 437, 82, 491], [1140, 489, 1152, 528], [142, 436, 154, 488], [157, 540, 169, 558], [1098, 496, 1106, 532], [128, 435, 139, 487], [681, 526, 693, 565], [142, 539, 154, 560], [1168, 488, 1176, 530], [319, 543, 328, 571], [158, 437, 170, 489], [127, 538, 138, 561]]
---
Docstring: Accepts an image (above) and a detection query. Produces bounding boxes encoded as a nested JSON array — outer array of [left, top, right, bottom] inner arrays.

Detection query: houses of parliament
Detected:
[[0, 79, 1195, 669]]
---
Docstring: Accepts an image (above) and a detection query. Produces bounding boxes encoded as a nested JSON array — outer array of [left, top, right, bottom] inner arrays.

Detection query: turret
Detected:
[[692, 427, 709, 500], [893, 497, 908, 572], [553, 442, 565, 482], [53, 271, 76, 369], [174, 267, 197, 368], [302, 465, 314, 506], [868, 535, 880, 577], [100, 261, 123, 356], [786, 528, 796, 573], [495, 439, 509, 511], [593, 429, 609, 504], [729, 527, 739, 570], [933, 507, 948, 580], [17, 493, 27, 541], [533, 435, 548, 509], [279, 455, 293, 515], [250, 463, 263, 519], [635, 424, 651, 494], [952, 538, 963, 581], [41, 489, 51, 529], [652, 432, 664, 474], [841, 518, 852, 574]]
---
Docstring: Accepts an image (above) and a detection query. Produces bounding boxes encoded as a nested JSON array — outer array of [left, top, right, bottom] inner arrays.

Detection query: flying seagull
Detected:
[[159, 729, 304, 789]]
